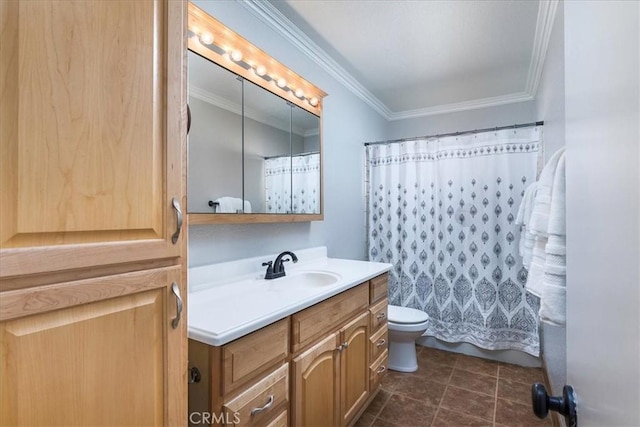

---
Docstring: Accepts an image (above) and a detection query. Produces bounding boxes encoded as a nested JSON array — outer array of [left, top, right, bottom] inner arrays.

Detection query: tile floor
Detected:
[[355, 346, 555, 427]]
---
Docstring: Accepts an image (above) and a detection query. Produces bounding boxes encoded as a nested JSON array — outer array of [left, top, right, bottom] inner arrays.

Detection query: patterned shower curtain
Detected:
[[265, 153, 320, 213], [366, 127, 542, 356]]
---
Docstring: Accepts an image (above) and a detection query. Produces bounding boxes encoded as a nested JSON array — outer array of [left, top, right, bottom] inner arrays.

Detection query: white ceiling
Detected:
[[244, 0, 558, 120]]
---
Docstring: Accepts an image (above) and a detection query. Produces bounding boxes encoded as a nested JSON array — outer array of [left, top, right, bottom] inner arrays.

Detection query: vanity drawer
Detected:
[[370, 324, 388, 362], [370, 273, 389, 304], [223, 363, 289, 427], [265, 410, 288, 427], [369, 298, 388, 333], [291, 283, 369, 353], [369, 350, 388, 391], [223, 318, 289, 394]]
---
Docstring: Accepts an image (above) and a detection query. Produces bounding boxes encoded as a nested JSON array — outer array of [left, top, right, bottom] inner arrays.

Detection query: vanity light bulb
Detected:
[[309, 97, 319, 107], [295, 88, 304, 98], [255, 65, 267, 76], [277, 78, 287, 88], [231, 49, 243, 62], [200, 32, 214, 45]]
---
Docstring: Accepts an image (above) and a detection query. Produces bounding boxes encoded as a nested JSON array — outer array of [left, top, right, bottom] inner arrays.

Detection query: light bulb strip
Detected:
[[188, 2, 326, 115]]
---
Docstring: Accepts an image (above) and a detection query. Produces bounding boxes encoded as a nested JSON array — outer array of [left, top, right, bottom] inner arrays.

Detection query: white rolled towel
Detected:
[[215, 197, 252, 213]]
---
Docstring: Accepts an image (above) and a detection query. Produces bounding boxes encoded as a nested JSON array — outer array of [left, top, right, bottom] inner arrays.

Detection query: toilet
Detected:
[[387, 305, 430, 372]]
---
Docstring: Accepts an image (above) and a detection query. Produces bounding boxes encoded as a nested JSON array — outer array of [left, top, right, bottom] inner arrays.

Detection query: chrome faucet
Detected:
[[262, 251, 298, 279]]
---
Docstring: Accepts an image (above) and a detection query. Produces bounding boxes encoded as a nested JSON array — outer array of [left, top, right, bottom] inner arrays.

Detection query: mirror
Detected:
[[243, 79, 293, 214], [187, 52, 321, 215], [291, 105, 320, 214], [187, 51, 242, 213], [186, 2, 326, 223]]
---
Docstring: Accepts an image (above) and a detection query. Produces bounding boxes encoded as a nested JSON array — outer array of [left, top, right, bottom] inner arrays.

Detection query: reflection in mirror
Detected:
[[243, 80, 292, 214], [262, 104, 320, 214], [291, 105, 321, 214], [187, 51, 243, 213]]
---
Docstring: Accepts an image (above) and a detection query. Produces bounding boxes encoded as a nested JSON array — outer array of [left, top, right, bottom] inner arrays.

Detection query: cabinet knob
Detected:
[[342, 341, 349, 349], [251, 395, 275, 416], [376, 312, 386, 320], [376, 339, 386, 347], [376, 365, 387, 375]]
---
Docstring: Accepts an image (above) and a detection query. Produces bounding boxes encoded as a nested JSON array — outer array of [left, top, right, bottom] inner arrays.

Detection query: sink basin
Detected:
[[270, 270, 341, 287]]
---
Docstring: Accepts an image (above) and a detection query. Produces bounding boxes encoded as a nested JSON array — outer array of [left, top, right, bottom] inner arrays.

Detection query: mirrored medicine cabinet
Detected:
[[187, 3, 327, 224]]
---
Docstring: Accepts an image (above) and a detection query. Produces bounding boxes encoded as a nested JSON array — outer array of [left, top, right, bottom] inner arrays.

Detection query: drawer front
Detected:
[[291, 283, 368, 353], [223, 319, 289, 394], [223, 364, 289, 427], [369, 324, 388, 363], [369, 274, 388, 304], [265, 410, 288, 427], [369, 350, 388, 392], [369, 298, 388, 333]]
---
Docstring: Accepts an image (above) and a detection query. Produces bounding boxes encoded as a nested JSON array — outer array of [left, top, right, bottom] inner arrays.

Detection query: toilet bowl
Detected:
[[387, 305, 429, 372]]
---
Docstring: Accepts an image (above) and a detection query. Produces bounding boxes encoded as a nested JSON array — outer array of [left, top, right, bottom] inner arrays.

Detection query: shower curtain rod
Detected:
[[363, 121, 544, 146], [264, 150, 320, 160]]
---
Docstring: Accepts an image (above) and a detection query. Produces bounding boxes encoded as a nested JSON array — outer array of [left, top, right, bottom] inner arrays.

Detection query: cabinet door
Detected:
[[292, 331, 340, 427], [0, 0, 186, 277], [340, 312, 370, 426], [0, 266, 186, 426]]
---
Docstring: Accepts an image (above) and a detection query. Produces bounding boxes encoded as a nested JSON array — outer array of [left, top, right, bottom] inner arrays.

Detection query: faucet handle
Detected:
[[262, 261, 274, 279]]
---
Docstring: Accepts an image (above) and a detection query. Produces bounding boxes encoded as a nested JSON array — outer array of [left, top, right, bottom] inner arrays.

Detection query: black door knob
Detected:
[[532, 383, 577, 427]]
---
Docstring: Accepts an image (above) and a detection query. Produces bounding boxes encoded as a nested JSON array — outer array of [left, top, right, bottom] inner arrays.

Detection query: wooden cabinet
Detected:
[[0, 0, 186, 278], [188, 320, 290, 427], [189, 273, 389, 427], [291, 279, 383, 427], [340, 312, 370, 426], [221, 319, 289, 396], [222, 364, 289, 427], [292, 331, 341, 427], [0, 0, 188, 425], [0, 267, 184, 426]]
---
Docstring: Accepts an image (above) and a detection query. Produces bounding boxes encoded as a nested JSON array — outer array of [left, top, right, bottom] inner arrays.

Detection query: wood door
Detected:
[[0, 266, 186, 426], [292, 331, 340, 427], [340, 312, 369, 426], [0, 0, 187, 277]]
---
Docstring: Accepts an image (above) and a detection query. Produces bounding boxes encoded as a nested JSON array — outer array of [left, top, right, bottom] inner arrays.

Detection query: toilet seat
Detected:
[[388, 305, 429, 324]]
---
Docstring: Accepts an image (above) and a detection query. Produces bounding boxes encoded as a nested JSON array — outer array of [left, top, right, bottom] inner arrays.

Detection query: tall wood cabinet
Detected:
[[0, 0, 188, 425]]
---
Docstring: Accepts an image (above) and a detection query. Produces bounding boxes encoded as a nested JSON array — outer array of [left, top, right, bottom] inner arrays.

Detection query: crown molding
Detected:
[[238, 0, 393, 119], [240, 0, 557, 120], [525, 0, 560, 97], [189, 85, 308, 136], [387, 92, 534, 121]]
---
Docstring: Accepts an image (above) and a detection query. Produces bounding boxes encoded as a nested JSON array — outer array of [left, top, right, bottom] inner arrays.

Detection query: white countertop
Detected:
[[188, 247, 392, 346]]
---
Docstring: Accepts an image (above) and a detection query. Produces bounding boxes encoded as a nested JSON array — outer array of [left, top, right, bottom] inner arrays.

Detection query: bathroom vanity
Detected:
[[188, 248, 391, 426]]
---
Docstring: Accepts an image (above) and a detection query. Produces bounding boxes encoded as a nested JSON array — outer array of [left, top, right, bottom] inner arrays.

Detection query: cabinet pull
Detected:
[[342, 341, 349, 349], [376, 339, 386, 347], [171, 197, 183, 244], [250, 395, 274, 416], [171, 282, 183, 329], [376, 312, 386, 320], [376, 365, 387, 374], [336, 344, 344, 352], [187, 104, 191, 134]]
